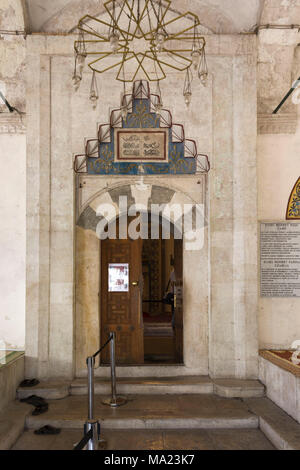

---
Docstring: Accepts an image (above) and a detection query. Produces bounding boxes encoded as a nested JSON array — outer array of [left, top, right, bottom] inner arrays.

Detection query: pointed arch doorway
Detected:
[[100, 215, 183, 365]]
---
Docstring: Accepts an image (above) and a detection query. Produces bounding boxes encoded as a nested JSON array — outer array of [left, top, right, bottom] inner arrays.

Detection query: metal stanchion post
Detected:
[[110, 332, 118, 405], [84, 356, 100, 450], [87, 356, 94, 420], [102, 332, 127, 407], [84, 421, 100, 451]]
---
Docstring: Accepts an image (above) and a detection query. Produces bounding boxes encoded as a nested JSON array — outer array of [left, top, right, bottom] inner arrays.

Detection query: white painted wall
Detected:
[[257, 112, 300, 349], [0, 0, 26, 351], [0, 133, 26, 350]]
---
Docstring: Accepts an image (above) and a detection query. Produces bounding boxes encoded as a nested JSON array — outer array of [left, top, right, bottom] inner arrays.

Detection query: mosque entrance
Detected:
[[100, 216, 183, 365]]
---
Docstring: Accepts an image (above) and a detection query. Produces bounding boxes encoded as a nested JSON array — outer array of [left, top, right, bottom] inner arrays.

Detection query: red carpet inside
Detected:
[[143, 312, 172, 323]]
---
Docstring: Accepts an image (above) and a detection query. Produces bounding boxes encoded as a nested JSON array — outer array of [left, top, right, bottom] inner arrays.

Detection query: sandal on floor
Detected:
[[34, 425, 60, 435], [19, 379, 40, 388], [32, 404, 49, 416], [20, 395, 47, 407]]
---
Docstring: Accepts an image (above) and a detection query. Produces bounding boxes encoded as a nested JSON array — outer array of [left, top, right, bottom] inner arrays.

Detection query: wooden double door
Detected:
[[100, 236, 183, 365]]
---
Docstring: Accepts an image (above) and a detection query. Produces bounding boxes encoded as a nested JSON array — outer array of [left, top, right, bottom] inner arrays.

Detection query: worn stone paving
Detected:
[[7, 395, 300, 450], [12, 428, 275, 451], [24, 394, 258, 430]]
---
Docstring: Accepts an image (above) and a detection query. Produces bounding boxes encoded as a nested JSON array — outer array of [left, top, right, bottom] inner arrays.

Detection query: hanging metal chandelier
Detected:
[[73, 0, 208, 106]]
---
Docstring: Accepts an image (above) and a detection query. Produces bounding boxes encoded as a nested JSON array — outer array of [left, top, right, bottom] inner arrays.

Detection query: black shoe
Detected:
[[20, 395, 47, 407], [34, 425, 60, 435], [19, 379, 40, 388], [32, 404, 49, 416]]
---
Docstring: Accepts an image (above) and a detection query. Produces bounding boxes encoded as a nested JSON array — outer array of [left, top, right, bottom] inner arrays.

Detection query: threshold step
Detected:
[[16, 377, 264, 399], [25, 394, 258, 431], [245, 397, 300, 450], [71, 376, 213, 395]]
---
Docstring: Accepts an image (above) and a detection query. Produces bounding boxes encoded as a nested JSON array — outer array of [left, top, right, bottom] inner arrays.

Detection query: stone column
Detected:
[[26, 49, 51, 378], [26, 37, 75, 379], [209, 36, 258, 378], [48, 56, 74, 378]]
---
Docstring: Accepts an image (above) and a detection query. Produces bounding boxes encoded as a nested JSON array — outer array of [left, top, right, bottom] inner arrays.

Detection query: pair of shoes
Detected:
[[20, 395, 46, 407], [32, 404, 49, 415], [20, 395, 49, 415], [19, 379, 40, 387], [34, 425, 60, 435]]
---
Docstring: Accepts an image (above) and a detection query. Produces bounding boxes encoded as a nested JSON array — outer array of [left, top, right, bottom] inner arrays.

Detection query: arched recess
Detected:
[[75, 176, 208, 377], [32, 0, 262, 34], [286, 177, 300, 220]]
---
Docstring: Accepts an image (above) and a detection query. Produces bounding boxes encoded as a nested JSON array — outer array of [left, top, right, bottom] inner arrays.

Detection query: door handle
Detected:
[[131, 281, 139, 286]]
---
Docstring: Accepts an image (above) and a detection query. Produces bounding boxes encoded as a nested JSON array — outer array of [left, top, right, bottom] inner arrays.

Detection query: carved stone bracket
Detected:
[[258, 113, 298, 135], [0, 113, 26, 134]]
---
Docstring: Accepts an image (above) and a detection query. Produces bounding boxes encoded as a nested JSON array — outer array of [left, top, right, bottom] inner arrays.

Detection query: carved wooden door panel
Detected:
[[101, 238, 144, 364], [174, 238, 183, 363]]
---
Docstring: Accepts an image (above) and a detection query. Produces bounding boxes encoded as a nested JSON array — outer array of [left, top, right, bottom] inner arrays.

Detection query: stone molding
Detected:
[[0, 113, 26, 134], [258, 113, 298, 135]]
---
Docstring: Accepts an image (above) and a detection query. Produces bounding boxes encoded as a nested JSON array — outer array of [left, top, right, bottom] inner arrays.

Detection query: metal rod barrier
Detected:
[[87, 356, 94, 420], [102, 332, 127, 407], [73, 428, 93, 451], [75, 332, 127, 450], [111, 332, 117, 403], [84, 421, 100, 451]]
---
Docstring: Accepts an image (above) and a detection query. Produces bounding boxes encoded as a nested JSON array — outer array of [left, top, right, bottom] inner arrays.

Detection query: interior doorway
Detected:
[[100, 215, 183, 365]]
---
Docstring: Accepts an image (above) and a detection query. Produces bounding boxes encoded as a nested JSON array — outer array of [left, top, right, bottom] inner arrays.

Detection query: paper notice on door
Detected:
[[108, 263, 129, 292]]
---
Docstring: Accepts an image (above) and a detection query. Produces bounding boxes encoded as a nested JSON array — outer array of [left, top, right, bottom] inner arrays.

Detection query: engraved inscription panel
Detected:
[[116, 129, 168, 162], [260, 223, 300, 297]]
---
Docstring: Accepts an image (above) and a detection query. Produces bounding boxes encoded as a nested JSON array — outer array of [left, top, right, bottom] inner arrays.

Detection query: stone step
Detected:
[[16, 377, 265, 400], [12, 428, 276, 451], [71, 377, 264, 398], [213, 379, 265, 398], [25, 394, 259, 431], [245, 397, 300, 450], [0, 401, 31, 450], [71, 376, 213, 395], [93, 365, 206, 378], [17, 381, 70, 400]]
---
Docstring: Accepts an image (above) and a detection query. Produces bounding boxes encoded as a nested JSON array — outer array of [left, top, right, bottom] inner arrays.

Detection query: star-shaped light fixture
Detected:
[[73, 0, 208, 107]]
